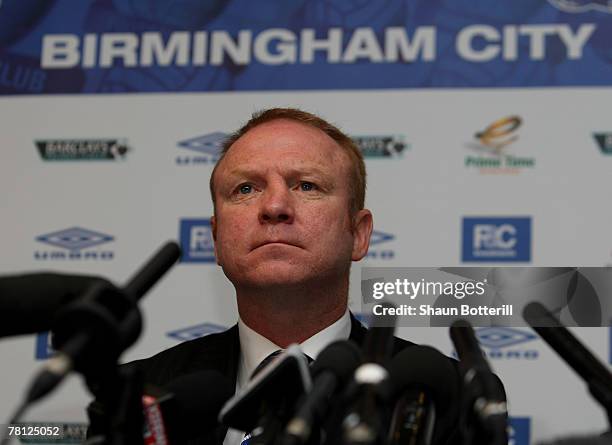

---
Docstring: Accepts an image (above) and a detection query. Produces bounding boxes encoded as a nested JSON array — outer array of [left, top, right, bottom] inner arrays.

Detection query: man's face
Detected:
[[211, 119, 372, 291]]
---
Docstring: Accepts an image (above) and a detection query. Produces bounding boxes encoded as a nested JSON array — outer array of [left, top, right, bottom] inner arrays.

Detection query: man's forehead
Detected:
[[219, 119, 348, 168]]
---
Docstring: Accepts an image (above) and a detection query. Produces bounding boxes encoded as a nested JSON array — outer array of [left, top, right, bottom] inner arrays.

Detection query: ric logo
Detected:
[[179, 218, 215, 263], [462, 217, 531, 262], [474, 224, 517, 250]]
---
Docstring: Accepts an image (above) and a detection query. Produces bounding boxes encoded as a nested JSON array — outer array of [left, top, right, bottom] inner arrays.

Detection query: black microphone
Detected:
[[87, 370, 233, 445], [27, 241, 181, 404], [386, 345, 460, 445], [523, 302, 612, 426], [450, 320, 508, 445], [0, 273, 110, 338], [219, 345, 312, 445], [142, 371, 233, 445], [283, 340, 363, 445], [341, 303, 397, 445]]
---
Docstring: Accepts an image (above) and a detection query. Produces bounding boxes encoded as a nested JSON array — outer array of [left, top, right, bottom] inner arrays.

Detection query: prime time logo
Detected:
[[465, 116, 535, 175], [462, 217, 531, 262]]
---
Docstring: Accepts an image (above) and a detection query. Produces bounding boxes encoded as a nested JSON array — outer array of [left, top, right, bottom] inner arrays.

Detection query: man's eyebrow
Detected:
[[224, 166, 333, 179]]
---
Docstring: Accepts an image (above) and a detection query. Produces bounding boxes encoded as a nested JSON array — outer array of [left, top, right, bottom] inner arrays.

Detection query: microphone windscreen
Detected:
[[311, 340, 362, 379], [0, 273, 109, 337], [388, 345, 459, 416], [165, 370, 233, 435]]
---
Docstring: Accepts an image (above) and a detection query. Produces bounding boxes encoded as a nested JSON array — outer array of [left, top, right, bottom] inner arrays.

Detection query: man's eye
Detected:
[[238, 184, 253, 194], [300, 182, 316, 191]]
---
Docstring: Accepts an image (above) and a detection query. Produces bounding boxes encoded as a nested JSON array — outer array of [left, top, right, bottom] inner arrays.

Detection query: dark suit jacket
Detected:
[[88, 315, 461, 445]]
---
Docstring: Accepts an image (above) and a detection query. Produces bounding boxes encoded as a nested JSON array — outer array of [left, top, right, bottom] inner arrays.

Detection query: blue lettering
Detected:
[[29, 70, 46, 93], [0, 60, 46, 92]]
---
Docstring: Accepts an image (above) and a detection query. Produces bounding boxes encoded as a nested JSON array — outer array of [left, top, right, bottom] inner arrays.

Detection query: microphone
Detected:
[[523, 302, 612, 426], [219, 345, 312, 445], [27, 241, 181, 404], [283, 340, 363, 445], [449, 320, 508, 445], [341, 303, 397, 445], [0, 273, 110, 338], [385, 345, 460, 445], [142, 371, 233, 445], [87, 370, 233, 445]]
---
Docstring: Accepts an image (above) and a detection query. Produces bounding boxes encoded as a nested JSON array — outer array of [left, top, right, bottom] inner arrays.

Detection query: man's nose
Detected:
[[259, 183, 294, 224]]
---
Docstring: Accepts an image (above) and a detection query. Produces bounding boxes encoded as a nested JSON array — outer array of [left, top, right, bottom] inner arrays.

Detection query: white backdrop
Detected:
[[1, 88, 611, 444]]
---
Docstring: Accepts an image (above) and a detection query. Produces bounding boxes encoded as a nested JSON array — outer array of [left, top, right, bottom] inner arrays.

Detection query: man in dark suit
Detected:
[[91, 108, 460, 444]]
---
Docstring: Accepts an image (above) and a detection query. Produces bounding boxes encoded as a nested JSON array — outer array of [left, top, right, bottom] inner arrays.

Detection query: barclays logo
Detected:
[[176, 132, 227, 165], [462, 217, 531, 263], [475, 327, 539, 360], [352, 135, 409, 158], [36, 139, 129, 161], [593, 133, 612, 155], [366, 230, 396, 260], [166, 322, 227, 342], [179, 218, 216, 263], [34, 227, 114, 260]]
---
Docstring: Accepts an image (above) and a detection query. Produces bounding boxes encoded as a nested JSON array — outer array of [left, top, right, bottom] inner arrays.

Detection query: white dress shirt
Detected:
[[223, 308, 352, 445]]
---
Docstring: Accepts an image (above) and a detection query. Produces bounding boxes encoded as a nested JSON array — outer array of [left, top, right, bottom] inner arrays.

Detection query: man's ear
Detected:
[[351, 209, 373, 261], [211, 215, 217, 241], [211, 215, 221, 265]]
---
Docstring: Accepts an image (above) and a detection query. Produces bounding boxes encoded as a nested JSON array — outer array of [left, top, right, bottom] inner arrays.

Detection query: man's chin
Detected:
[[233, 265, 317, 290]]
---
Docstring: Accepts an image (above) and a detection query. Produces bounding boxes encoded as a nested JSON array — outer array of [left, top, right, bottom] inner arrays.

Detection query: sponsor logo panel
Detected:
[[36, 139, 129, 161], [179, 218, 215, 263], [475, 327, 539, 360], [593, 133, 612, 155], [462, 217, 531, 263], [366, 230, 396, 261], [352, 135, 409, 158], [176, 132, 227, 165], [166, 322, 227, 342], [34, 227, 114, 261], [465, 116, 535, 175]]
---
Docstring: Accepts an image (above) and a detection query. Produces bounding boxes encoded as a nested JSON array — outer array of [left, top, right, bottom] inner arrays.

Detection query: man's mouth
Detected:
[[253, 240, 301, 250]]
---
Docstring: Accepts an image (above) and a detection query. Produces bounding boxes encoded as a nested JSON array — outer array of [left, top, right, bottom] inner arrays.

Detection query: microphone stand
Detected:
[[523, 302, 612, 433], [5, 242, 180, 445]]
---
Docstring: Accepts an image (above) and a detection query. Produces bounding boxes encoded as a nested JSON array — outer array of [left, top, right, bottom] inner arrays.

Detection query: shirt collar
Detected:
[[236, 308, 351, 388]]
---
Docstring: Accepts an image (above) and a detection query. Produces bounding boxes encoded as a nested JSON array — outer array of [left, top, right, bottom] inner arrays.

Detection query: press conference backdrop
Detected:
[[1, 1, 612, 443]]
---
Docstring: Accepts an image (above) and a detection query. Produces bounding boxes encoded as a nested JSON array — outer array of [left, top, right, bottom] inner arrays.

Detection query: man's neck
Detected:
[[235, 280, 348, 347]]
